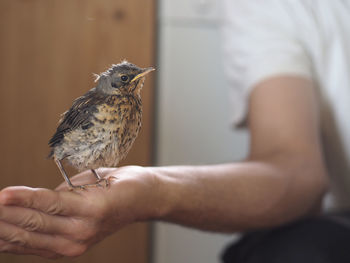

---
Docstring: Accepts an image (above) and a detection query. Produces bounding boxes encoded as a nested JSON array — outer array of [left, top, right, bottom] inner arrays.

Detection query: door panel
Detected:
[[0, 0, 156, 262]]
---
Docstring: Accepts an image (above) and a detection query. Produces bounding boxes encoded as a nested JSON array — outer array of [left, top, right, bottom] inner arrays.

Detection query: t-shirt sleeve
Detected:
[[221, 0, 313, 127]]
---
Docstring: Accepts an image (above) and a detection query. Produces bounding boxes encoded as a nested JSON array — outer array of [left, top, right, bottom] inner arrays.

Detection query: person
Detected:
[[0, 0, 350, 261]]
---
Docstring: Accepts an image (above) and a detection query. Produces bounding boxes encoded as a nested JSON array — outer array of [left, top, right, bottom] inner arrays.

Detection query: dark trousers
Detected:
[[222, 212, 350, 263]]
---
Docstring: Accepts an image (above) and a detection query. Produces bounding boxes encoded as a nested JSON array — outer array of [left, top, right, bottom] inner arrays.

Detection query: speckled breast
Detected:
[[91, 94, 142, 167]]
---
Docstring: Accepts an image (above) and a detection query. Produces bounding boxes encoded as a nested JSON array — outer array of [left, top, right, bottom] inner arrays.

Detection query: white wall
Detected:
[[153, 0, 249, 262]]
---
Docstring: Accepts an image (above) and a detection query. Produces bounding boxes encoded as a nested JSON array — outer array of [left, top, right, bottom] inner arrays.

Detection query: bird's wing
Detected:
[[48, 88, 107, 148]]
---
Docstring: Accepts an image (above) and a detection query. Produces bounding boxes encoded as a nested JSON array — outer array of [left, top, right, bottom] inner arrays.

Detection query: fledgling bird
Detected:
[[48, 61, 154, 190]]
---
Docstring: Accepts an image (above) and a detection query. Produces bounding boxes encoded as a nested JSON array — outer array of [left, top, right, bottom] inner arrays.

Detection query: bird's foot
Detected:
[[96, 178, 110, 188], [67, 177, 115, 191], [69, 179, 110, 190], [68, 185, 87, 191], [98, 176, 119, 187]]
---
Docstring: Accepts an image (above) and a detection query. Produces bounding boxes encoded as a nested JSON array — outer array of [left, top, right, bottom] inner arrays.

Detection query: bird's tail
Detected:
[[47, 149, 54, 160]]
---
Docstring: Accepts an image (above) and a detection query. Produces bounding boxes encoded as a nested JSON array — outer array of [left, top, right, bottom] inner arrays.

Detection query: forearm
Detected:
[[150, 154, 327, 232]]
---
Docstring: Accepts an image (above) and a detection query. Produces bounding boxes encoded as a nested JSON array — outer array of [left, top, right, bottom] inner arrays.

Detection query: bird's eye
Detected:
[[121, 75, 129, 82]]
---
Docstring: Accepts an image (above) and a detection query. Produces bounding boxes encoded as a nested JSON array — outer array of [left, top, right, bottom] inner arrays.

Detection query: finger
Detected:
[[0, 239, 61, 259], [0, 204, 77, 235], [55, 183, 69, 191], [0, 220, 86, 257], [0, 186, 82, 216]]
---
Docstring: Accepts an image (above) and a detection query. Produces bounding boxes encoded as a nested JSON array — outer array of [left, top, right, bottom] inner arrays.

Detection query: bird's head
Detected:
[[95, 61, 155, 96]]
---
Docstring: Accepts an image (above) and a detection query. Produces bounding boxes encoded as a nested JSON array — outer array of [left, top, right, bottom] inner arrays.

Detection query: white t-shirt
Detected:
[[221, 0, 350, 212]]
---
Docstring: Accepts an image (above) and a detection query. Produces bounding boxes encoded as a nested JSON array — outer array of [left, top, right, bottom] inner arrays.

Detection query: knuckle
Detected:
[[22, 212, 45, 232], [63, 243, 87, 257], [45, 192, 63, 215], [46, 201, 63, 215], [6, 230, 29, 247], [82, 228, 97, 241], [72, 230, 91, 242], [70, 221, 97, 242], [33, 189, 62, 215]]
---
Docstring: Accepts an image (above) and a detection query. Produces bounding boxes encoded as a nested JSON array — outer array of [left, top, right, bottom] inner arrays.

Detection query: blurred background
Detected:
[[0, 0, 248, 262], [153, 0, 249, 262]]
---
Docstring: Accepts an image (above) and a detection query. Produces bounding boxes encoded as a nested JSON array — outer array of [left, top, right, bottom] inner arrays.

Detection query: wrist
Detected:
[[105, 166, 180, 223], [144, 166, 179, 221]]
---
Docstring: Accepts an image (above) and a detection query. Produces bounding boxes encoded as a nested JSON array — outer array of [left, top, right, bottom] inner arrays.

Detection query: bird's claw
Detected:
[[96, 178, 110, 188], [68, 185, 87, 191], [67, 176, 116, 191], [68, 178, 110, 191]]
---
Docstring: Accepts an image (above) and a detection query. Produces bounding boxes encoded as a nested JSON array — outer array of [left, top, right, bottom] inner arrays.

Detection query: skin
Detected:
[[0, 76, 329, 258]]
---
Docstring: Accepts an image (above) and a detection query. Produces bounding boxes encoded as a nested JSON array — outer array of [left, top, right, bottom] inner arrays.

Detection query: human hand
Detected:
[[0, 166, 161, 258]]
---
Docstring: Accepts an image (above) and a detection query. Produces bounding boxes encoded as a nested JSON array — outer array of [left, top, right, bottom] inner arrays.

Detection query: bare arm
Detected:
[[151, 76, 329, 231]]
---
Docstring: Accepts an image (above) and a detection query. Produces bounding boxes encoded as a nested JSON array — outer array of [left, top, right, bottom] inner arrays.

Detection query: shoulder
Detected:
[[71, 88, 108, 109]]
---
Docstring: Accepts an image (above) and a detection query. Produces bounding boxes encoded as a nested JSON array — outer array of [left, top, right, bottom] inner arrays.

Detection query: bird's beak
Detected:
[[130, 67, 155, 83]]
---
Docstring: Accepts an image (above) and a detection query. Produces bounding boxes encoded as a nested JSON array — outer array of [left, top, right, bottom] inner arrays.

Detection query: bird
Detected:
[[48, 61, 154, 190]]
